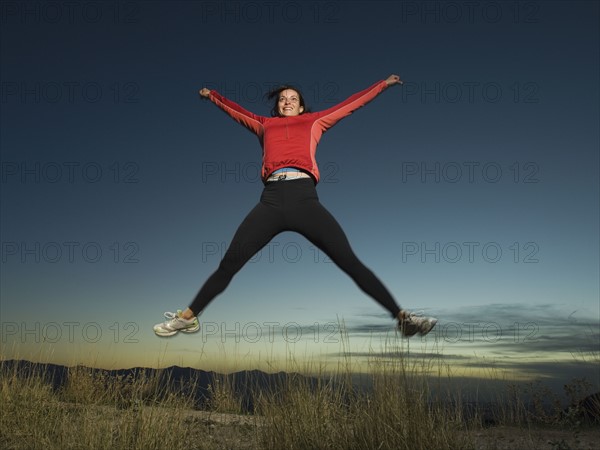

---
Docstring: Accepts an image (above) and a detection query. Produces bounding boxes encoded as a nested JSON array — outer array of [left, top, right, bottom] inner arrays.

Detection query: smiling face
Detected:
[[278, 89, 304, 117]]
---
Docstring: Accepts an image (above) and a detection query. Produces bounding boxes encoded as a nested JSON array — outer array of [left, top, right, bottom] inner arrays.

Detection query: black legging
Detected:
[[189, 178, 401, 319]]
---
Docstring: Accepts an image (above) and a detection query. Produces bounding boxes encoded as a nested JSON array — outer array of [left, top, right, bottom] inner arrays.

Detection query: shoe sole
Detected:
[[181, 324, 200, 333], [154, 323, 200, 337], [399, 318, 438, 337], [154, 330, 178, 337], [400, 325, 419, 337]]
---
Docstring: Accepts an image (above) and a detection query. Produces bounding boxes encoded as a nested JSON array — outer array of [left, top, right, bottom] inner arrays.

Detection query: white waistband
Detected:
[[266, 171, 311, 182]]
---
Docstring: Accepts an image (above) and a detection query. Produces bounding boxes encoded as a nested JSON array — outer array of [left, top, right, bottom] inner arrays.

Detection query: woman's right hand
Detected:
[[199, 88, 211, 98], [385, 74, 403, 86]]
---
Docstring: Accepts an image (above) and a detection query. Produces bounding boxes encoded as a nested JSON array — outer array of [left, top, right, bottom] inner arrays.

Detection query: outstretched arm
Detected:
[[314, 74, 403, 131], [199, 87, 265, 137]]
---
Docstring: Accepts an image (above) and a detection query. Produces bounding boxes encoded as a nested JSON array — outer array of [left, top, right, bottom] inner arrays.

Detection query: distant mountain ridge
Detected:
[[0, 359, 320, 412]]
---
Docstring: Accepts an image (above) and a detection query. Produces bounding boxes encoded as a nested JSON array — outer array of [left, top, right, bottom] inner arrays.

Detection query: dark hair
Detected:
[[265, 85, 311, 117]]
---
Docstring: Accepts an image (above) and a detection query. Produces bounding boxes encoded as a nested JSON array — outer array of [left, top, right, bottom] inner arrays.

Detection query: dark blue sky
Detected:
[[1, 1, 598, 389]]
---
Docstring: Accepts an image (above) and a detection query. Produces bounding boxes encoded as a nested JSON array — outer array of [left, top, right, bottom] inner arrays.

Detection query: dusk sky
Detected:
[[1, 1, 598, 395]]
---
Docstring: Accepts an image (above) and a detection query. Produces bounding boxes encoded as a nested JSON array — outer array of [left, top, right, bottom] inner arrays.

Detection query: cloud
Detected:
[[169, 303, 598, 386], [326, 303, 600, 386], [343, 302, 599, 353], [325, 351, 471, 361]]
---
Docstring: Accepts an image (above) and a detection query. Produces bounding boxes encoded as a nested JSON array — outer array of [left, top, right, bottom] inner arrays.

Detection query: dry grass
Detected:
[[253, 352, 475, 450], [0, 363, 202, 449], [1, 340, 598, 449]]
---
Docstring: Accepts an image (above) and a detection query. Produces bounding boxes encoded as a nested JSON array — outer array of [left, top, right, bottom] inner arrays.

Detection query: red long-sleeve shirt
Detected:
[[207, 80, 389, 183]]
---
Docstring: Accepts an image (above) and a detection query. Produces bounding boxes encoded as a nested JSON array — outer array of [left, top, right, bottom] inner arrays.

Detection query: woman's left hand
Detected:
[[385, 74, 404, 86]]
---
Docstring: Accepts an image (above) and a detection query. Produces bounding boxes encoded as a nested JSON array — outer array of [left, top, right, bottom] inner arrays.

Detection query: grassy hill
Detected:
[[1, 359, 598, 449]]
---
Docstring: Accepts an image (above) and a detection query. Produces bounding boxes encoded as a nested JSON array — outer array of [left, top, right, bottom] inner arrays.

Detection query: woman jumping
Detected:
[[154, 74, 437, 338]]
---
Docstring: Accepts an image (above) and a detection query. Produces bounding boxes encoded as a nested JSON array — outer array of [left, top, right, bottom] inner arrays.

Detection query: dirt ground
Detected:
[[468, 425, 600, 450], [183, 409, 262, 449], [184, 409, 600, 450]]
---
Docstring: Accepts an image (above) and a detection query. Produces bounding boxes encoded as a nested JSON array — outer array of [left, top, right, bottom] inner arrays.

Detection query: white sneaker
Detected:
[[153, 310, 200, 337], [397, 310, 437, 337]]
